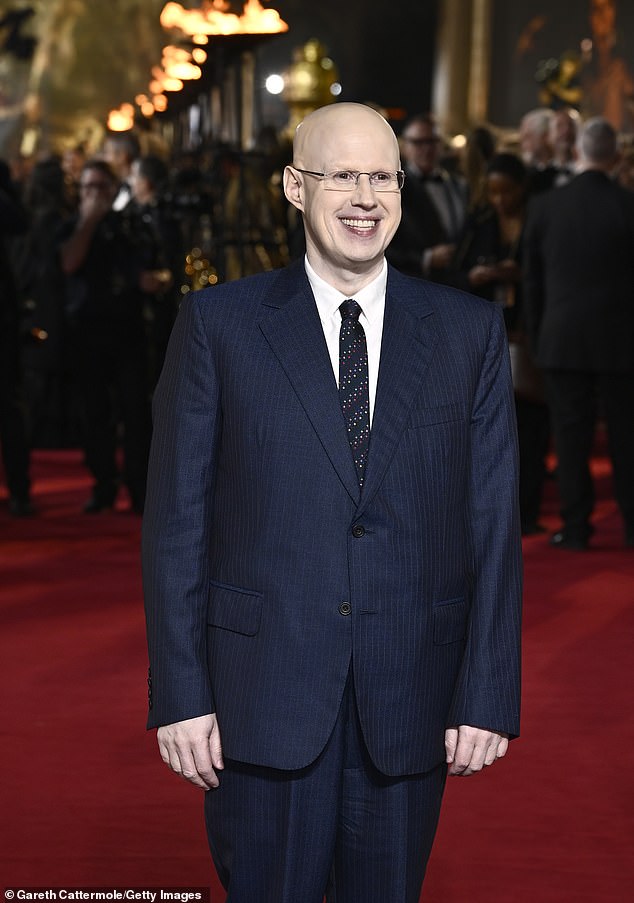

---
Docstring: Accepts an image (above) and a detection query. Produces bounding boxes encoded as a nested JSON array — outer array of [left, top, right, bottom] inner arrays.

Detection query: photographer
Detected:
[[59, 159, 151, 514]]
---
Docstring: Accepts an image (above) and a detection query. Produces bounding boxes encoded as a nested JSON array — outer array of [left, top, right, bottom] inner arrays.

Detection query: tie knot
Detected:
[[340, 299, 362, 321]]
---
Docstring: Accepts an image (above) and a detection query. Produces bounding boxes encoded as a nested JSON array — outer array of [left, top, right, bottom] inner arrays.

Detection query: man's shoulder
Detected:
[[188, 260, 306, 316], [387, 266, 497, 325], [543, 171, 634, 221]]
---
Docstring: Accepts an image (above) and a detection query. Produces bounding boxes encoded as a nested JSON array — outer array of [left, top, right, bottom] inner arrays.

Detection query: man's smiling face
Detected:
[[285, 104, 402, 287]]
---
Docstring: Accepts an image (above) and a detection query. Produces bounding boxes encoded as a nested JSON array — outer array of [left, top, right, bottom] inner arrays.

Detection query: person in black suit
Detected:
[[0, 159, 34, 516], [387, 113, 468, 281], [59, 160, 151, 514], [519, 108, 558, 195], [520, 107, 580, 196], [524, 117, 634, 549], [102, 130, 140, 212]]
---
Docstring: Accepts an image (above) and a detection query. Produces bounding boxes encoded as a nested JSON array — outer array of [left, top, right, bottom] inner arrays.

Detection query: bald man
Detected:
[[143, 103, 522, 902]]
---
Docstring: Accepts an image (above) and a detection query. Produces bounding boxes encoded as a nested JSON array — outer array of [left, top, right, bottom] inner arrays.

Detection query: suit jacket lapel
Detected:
[[258, 265, 361, 505], [356, 276, 438, 517], [257, 263, 438, 513]]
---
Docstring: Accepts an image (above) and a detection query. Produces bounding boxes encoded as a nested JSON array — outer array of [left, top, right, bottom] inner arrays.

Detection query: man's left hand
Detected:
[[445, 725, 509, 776]]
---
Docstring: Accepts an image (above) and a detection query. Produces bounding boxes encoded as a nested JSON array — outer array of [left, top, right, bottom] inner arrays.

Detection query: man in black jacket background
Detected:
[[0, 159, 33, 516], [524, 117, 634, 549]]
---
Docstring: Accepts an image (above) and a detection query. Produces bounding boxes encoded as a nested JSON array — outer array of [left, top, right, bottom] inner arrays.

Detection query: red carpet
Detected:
[[2, 449, 633, 900]]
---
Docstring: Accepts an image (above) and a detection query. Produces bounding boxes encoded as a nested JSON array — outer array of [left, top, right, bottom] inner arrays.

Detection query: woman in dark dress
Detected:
[[452, 153, 549, 535]]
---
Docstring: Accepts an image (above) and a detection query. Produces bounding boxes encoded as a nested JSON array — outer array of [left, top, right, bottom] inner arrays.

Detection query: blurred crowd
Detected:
[[0, 128, 291, 517], [1, 104, 633, 547]]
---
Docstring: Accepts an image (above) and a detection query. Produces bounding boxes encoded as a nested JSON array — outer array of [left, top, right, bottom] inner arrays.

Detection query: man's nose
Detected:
[[350, 174, 376, 204]]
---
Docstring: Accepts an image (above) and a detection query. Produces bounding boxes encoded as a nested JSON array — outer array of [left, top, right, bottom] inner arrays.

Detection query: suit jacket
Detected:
[[524, 170, 634, 372], [143, 260, 522, 777], [526, 164, 558, 196], [386, 168, 468, 279]]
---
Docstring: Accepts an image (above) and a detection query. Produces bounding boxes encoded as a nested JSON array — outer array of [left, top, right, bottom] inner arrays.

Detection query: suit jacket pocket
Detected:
[[432, 597, 468, 645], [208, 580, 263, 636], [408, 403, 466, 428]]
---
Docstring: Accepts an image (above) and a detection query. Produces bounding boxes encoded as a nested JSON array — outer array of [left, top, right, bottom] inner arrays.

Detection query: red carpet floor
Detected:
[[1, 449, 633, 901]]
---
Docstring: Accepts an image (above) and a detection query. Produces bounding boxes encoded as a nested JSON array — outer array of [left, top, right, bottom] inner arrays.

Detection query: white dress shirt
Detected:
[[305, 255, 386, 426]]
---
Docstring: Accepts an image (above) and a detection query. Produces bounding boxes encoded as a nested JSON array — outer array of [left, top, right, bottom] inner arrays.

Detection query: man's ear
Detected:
[[283, 165, 304, 211]]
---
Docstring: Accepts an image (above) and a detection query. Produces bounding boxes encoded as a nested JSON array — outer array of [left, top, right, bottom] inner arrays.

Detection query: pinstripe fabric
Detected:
[[205, 675, 446, 902], [142, 258, 522, 777]]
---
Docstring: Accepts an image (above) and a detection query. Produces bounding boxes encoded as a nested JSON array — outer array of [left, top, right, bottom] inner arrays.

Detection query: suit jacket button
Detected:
[[339, 601, 351, 616], [352, 524, 365, 538]]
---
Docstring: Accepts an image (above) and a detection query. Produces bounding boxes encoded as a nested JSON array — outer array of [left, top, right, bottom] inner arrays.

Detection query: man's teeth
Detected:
[[341, 218, 376, 229]]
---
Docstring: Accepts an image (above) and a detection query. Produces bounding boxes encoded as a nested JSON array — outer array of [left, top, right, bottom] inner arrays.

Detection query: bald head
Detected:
[[283, 102, 402, 294], [293, 103, 400, 171]]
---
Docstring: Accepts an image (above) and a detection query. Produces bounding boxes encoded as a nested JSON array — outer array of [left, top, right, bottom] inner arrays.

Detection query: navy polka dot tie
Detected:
[[339, 299, 370, 487]]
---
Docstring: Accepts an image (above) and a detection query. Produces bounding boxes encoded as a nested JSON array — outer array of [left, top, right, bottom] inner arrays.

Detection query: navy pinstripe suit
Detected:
[[143, 259, 522, 894], [144, 258, 521, 763]]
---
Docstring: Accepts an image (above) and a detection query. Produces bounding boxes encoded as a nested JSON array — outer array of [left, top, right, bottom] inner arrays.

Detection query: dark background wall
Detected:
[[257, 1, 634, 136], [256, 0, 439, 129]]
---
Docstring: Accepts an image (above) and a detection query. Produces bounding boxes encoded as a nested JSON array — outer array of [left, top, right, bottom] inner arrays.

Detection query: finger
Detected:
[[484, 739, 499, 766], [191, 736, 223, 789], [448, 734, 475, 775], [158, 735, 182, 774], [445, 728, 458, 763], [466, 741, 489, 773], [171, 728, 218, 789], [496, 737, 509, 759], [158, 734, 211, 790], [178, 749, 213, 790], [209, 722, 224, 771], [157, 735, 170, 765]]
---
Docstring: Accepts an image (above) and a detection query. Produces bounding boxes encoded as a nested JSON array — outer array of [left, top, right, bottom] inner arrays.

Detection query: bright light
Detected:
[[163, 45, 191, 62], [330, 82, 342, 96], [160, 1, 288, 37], [108, 107, 135, 131], [165, 61, 201, 80], [451, 133, 467, 149], [265, 73, 285, 95], [163, 76, 184, 92]]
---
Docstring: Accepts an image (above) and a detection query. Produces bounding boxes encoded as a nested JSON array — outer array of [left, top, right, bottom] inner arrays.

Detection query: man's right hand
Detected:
[[157, 713, 224, 790]]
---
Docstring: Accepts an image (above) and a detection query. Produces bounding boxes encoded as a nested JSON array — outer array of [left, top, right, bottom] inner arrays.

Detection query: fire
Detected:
[[160, 0, 289, 37]]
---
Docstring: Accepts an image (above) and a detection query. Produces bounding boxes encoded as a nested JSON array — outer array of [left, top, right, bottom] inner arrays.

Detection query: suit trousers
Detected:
[[515, 396, 550, 529], [544, 369, 634, 535], [69, 322, 151, 507], [204, 672, 447, 903], [0, 377, 31, 501]]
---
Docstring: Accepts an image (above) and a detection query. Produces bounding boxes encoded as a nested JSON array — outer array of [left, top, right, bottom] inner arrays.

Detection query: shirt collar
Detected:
[[304, 255, 387, 325]]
